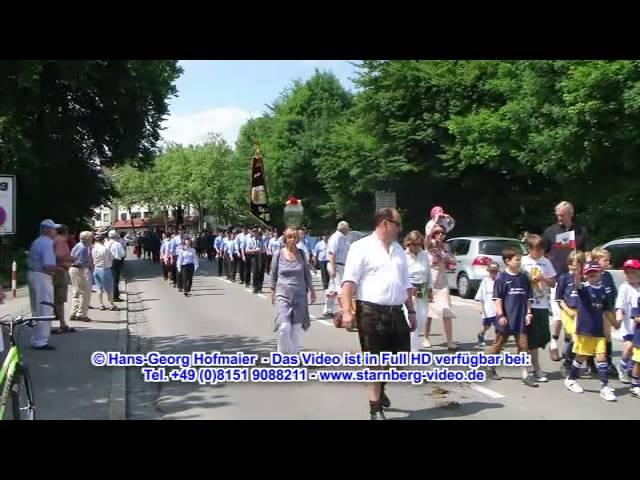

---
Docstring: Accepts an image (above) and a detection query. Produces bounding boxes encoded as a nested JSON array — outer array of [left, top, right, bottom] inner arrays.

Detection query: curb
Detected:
[[108, 279, 128, 420]]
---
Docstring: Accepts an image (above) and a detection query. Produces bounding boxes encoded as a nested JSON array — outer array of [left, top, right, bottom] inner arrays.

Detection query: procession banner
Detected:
[[250, 152, 271, 226]]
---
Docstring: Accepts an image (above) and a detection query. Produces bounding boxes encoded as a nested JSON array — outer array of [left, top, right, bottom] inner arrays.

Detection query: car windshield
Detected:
[[479, 239, 526, 256]]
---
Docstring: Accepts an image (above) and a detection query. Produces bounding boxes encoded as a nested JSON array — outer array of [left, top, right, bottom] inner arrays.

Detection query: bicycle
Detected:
[[0, 301, 56, 420]]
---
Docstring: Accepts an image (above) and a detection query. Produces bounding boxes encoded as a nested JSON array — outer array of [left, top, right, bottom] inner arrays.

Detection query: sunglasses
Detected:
[[434, 231, 446, 236]]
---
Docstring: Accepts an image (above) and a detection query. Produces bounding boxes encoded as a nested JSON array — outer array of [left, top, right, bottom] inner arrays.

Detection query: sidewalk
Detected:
[[1, 278, 128, 420]]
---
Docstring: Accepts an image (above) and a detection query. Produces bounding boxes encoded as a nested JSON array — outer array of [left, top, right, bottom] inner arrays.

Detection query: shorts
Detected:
[[633, 347, 640, 363], [561, 308, 576, 335], [482, 316, 496, 328], [53, 269, 69, 304], [356, 302, 410, 355], [528, 309, 551, 349], [572, 334, 607, 357], [93, 267, 114, 294], [623, 334, 634, 343]]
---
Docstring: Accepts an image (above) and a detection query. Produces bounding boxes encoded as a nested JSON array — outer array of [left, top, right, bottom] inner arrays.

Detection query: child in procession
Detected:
[[521, 234, 557, 383], [556, 250, 585, 378], [564, 260, 621, 402], [487, 246, 538, 387], [628, 298, 640, 398], [474, 262, 500, 348], [614, 259, 640, 384], [592, 247, 618, 376]]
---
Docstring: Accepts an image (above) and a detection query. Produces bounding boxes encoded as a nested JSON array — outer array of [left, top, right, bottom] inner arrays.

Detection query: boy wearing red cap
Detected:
[[614, 258, 640, 383], [564, 260, 621, 401]]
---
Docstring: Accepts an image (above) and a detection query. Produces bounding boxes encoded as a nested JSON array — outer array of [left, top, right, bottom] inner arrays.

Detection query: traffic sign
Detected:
[[375, 191, 397, 211], [0, 176, 15, 235]]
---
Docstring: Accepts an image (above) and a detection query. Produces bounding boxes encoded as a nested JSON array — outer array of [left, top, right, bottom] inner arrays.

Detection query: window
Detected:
[[606, 242, 640, 269], [103, 213, 110, 223], [130, 212, 142, 219], [453, 240, 471, 256], [94, 212, 102, 221], [479, 240, 526, 256], [120, 213, 127, 221]]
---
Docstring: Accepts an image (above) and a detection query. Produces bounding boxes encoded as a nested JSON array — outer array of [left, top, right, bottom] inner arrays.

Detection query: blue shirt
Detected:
[[297, 241, 310, 261], [601, 270, 617, 306], [268, 237, 282, 255], [555, 272, 578, 309], [246, 236, 263, 252], [214, 235, 224, 251], [28, 235, 56, 272], [493, 270, 533, 335], [304, 235, 317, 252], [313, 240, 328, 262], [169, 235, 182, 255], [576, 281, 612, 337], [178, 247, 199, 269], [71, 242, 91, 268], [160, 239, 171, 256]]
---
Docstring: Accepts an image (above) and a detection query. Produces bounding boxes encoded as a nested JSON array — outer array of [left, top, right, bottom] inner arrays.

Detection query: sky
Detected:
[[162, 60, 360, 147]]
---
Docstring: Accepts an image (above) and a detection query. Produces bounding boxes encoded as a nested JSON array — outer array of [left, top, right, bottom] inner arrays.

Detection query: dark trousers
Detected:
[[251, 254, 265, 292], [112, 258, 123, 300], [171, 255, 183, 288], [243, 257, 252, 286], [218, 253, 224, 276], [232, 254, 242, 282], [161, 261, 170, 280], [152, 248, 160, 263], [320, 260, 330, 290], [265, 254, 272, 276], [181, 263, 195, 293]]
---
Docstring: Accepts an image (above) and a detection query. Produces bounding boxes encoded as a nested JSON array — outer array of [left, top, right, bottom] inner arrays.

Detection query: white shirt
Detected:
[[107, 239, 126, 261], [118, 238, 128, 257], [406, 250, 432, 286], [475, 276, 497, 319], [615, 282, 640, 337], [92, 242, 113, 269], [425, 216, 456, 236], [521, 255, 556, 309], [327, 230, 349, 265], [342, 233, 411, 306]]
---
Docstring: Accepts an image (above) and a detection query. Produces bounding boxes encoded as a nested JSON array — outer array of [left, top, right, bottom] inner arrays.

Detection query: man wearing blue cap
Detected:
[[27, 219, 61, 350]]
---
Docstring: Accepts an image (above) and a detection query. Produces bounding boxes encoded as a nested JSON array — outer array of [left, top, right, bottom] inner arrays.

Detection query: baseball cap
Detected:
[[623, 259, 640, 270], [40, 219, 61, 229], [487, 262, 500, 271], [583, 261, 602, 275]]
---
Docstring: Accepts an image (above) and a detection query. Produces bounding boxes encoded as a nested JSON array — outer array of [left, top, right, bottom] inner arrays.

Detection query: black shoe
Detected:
[[113, 298, 124, 303], [381, 392, 391, 409], [522, 375, 539, 388], [370, 410, 386, 420], [489, 368, 502, 381], [32, 344, 56, 351], [184, 292, 188, 297]]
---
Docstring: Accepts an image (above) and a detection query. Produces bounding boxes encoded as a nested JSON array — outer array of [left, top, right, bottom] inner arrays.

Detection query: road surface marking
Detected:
[[257, 294, 268, 300], [216, 278, 233, 284], [470, 384, 505, 399]]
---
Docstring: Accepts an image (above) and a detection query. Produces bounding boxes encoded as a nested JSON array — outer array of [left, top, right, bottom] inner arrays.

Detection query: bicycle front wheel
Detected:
[[9, 364, 36, 420]]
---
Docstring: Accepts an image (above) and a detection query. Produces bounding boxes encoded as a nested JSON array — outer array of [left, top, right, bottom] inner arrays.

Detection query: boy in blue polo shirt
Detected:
[[564, 261, 621, 402], [487, 246, 537, 387]]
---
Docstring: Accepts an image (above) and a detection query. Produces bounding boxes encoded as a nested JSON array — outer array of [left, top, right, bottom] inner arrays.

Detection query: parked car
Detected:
[[599, 235, 640, 291], [445, 236, 527, 299]]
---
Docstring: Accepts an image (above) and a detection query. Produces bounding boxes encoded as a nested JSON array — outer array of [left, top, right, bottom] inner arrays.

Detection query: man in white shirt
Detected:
[[324, 221, 351, 317], [107, 230, 126, 302], [341, 208, 416, 420]]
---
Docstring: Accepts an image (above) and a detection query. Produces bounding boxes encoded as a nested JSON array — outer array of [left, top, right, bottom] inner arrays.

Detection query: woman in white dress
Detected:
[[404, 231, 433, 352], [424, 224, 458, 351]]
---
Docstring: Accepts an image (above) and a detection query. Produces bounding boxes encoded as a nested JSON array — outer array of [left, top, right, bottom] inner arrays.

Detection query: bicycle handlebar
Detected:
[[0, 301, 57, 326]]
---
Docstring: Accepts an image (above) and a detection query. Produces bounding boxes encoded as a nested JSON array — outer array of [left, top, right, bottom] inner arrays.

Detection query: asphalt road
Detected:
[[125, 256, 640, 420]]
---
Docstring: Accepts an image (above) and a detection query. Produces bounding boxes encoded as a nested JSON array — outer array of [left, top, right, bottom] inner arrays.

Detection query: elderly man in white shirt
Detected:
[[324, 221, 350, 317], [341, 208, 416, 420]]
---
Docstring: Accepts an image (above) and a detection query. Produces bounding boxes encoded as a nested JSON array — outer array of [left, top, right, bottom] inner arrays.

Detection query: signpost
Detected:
[[375, 191, 396, 211]]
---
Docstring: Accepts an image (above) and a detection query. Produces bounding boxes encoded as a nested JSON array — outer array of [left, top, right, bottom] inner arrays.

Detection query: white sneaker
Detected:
[[564, 378, 584, 393], [600, 386, 617, 402], [617, 364, 632, 384], [630, 386, 640, 398], [534, 370, 549, 382], [422, 338, 432, 349]]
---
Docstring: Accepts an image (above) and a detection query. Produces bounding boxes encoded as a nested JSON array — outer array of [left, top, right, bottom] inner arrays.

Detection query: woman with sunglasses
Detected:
[[404, 231, 433, 352], [270, 227, 316, 354], [424, 225, 458, 350]]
